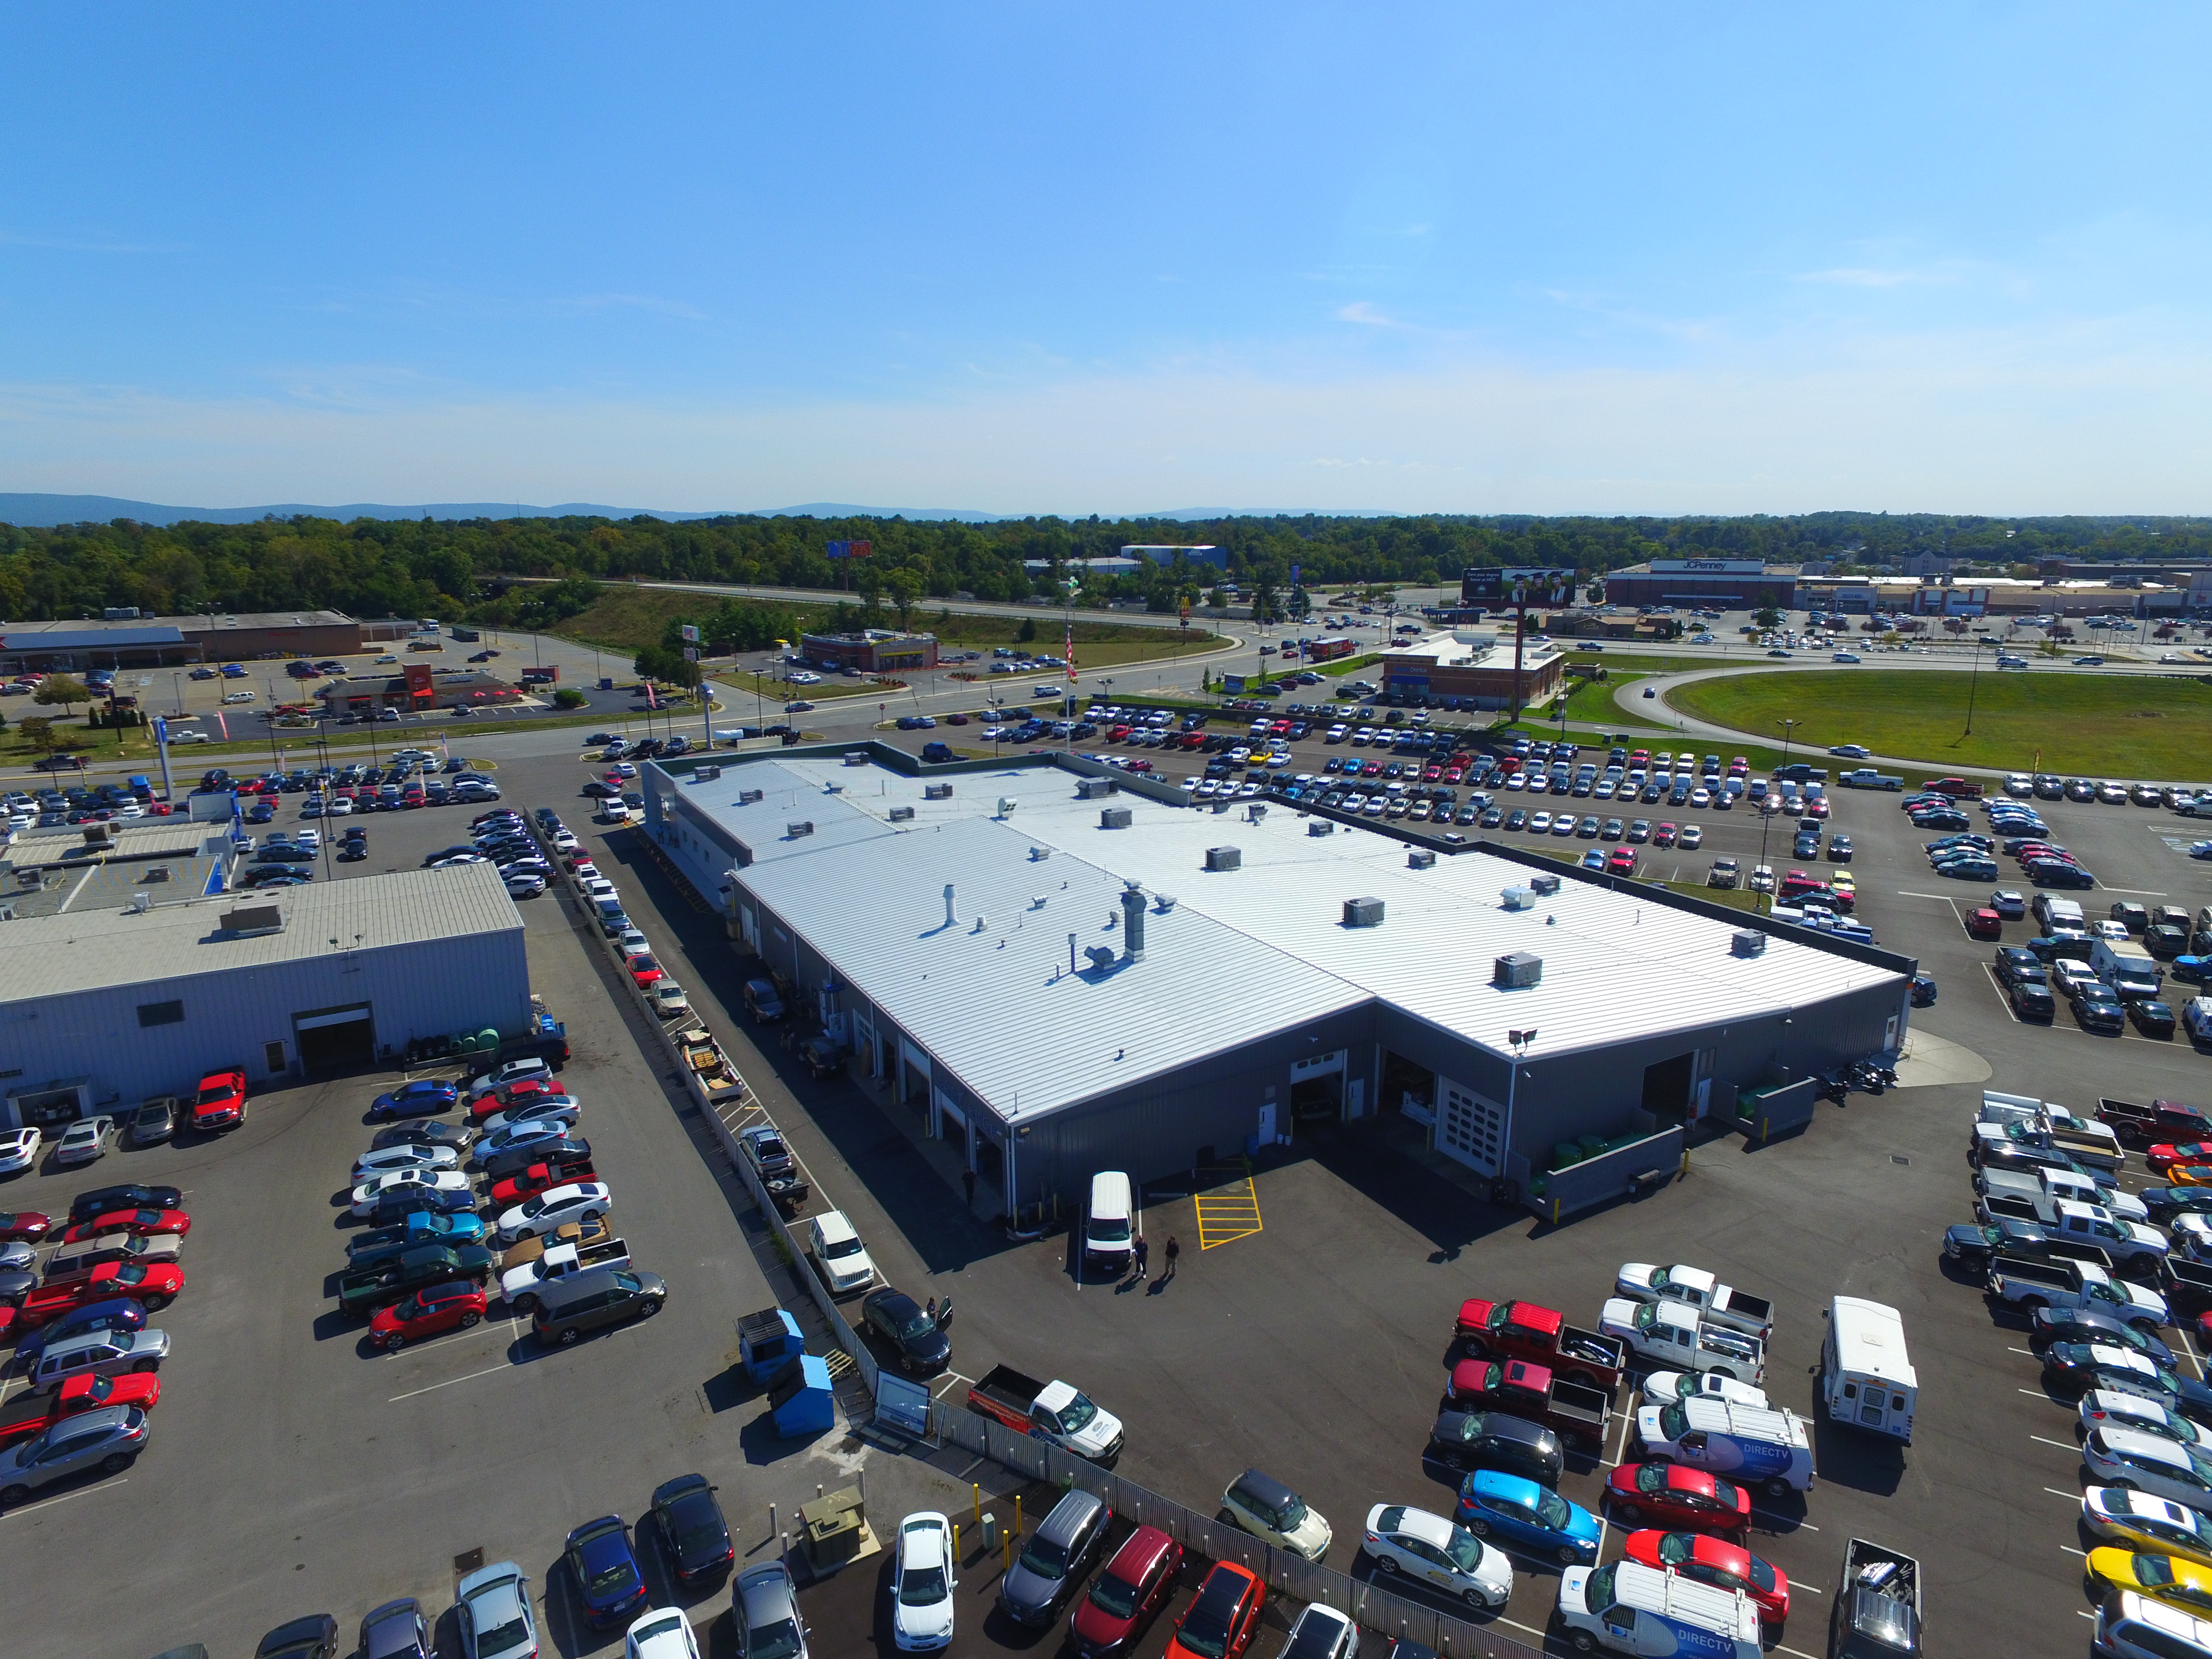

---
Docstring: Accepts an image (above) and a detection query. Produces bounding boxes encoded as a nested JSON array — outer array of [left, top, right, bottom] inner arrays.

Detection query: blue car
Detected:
[[1453, 1469, 1601, 1566], [1912, 974, 1938, 1006], [367, 1079, 460, 1122], [564, 1515, 649, 1628], [15, 1296, 148, 1366]]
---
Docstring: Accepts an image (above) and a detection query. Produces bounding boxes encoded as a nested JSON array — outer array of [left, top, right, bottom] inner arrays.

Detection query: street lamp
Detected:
[[1964, 636, 1985, 736]]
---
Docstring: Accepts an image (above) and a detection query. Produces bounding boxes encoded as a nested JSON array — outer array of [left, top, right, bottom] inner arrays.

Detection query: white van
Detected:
[[1084, 1171, 1135, 1271], [1557, 1559, 1759, 1659], [1633, 1397, 1815, 1497], [1822, 1297, 1917, 1444], [2033, 893, 2086, 931], [2091, 937, 2163, 1000]]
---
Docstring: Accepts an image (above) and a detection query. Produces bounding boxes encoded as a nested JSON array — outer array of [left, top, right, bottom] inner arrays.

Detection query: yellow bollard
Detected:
[[973, 1483, 982, 1530], [1015, 1494, 1024, 1537], [952, 1522, 961, 1561]]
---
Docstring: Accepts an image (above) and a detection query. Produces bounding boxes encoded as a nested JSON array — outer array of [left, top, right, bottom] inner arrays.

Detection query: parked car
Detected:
[[890, 1511, 959, 1651], [1360, 1503, 1513, 1610], [1163, 1561, 1264, 1659], [650, 1473, 734, 1588], [530, 1264, 665, 1345], [0, 1403, 148, 1505], [1070, 1524, 1182, 1659]]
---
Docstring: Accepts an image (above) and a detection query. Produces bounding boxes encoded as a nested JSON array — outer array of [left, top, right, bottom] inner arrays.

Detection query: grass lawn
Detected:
[[1670, 668, 2212, 778]]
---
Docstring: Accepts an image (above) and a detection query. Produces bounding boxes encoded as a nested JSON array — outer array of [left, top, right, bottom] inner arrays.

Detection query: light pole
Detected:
[[1964, 637, 1985, 736]]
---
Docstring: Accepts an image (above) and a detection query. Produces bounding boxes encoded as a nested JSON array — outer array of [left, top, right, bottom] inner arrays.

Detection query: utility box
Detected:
[[888, 806, 915, 822], [1206, 846, 1242, 871], [1308, 821, 1334, 836], [1407, 849, 1436, 870], [1343, 896, 1385, 927], [924, 784, 953, 800], [1530, 874, 1562, 896], [1731, 928, 1768, 958], [1494, 951, 1544, 988], [842, 751, 869, 767], [786, 821, 814, 838], [1501, 886, 1536, 911], [1076, 779, 1115, 799], [1100, 807, 1133, 829], [737, 1306, 806, 1385]]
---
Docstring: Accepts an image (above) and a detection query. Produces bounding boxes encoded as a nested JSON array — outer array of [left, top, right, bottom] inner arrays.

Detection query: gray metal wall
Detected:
[[0, 927, 530, 1121]]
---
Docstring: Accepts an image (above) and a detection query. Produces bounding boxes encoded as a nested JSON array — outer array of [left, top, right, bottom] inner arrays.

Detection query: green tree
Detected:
[[551, 687, 586, 708], [18, 715, 55, 754], [886, 569, 924, 632], [1753, 606, 1783, 630], [1016, 617, 1037, 643], [33, 675, 89, 715]]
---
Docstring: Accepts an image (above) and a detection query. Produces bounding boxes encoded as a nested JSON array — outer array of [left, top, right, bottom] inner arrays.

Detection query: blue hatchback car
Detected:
[[564, 1514, 649, 1628], [1453, 1469, 1601, 1566], [367, 1079, 460, 1122]]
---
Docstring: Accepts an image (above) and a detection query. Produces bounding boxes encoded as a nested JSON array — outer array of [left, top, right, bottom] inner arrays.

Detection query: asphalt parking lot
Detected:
[[553, 727, 2212, 1659]]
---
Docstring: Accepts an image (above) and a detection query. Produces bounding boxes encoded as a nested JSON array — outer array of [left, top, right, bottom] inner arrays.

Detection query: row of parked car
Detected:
[[0, 1182, 194, 1507], [1948, 1090, 2212, 1655]]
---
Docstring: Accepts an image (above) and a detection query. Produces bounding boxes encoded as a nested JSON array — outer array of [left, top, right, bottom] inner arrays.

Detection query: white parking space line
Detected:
[[1770, 1643, 1823, 1659], [2021, 1388, 2053, 1399], [389, 1363, 512, 1402], [1751, 1509, 1816, 1530], [2062, 1545, 2087, 1557], [2032, 1434, 2080, 1451], [2047, 1486, 2085, 1501], [2103, 886, 2169, 896], [2007, 1347, 2037, 1357], [0, 1478, 125, 1520]]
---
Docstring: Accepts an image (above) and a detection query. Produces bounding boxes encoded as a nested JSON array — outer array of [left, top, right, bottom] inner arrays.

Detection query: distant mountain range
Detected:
[[0, 493, 1389, 528]]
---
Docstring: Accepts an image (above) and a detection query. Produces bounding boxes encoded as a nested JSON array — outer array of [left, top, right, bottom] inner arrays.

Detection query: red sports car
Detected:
[[628, 955, 664, 988], [489, 1161, 594, 1207], [58, 1208, 191, 1246], [369, 1279, 488, 1350], [469, 1077, 563, 1122], [2150, 1142, 2212, 1176], [0, 1211, 52, 1242], [1622, 1528, 1788, 1621], [1605, 1462, 1751, 1536]]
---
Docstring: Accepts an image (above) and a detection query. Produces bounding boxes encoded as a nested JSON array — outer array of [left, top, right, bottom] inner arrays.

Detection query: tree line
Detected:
[[0, 510, 2206, 625]]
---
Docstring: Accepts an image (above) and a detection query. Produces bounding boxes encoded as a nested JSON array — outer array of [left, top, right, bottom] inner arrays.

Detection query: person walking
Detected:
[[1163, 1236, 1180, 1280], [1131, 1234, 1149, 1281], [962, 1167, 977, 1210]]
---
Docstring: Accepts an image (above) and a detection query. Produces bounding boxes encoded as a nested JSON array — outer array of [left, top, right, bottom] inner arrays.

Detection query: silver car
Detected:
[[734, 1561, 808, 1659], [0, 1403, 149, 1504], [457, 1560, 537, 1659], [351, 1143, 461, 1180], [52, 1116, 117, 1167], [28, 1327, 171, 1395]]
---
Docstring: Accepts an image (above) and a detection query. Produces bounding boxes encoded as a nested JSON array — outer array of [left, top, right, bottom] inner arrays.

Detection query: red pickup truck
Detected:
[[1444, 1356, 1613, 1449], [18, 1260, 182, 1327], [191, 1066, 248, 1133], [0, 1369, 161, 1447], [1455, 1297, 1627, 1391], [2101, 1097, 2211, 1147]]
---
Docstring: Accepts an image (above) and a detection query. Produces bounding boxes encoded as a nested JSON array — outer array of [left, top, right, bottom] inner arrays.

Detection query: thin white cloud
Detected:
[[1335, 301, 1406, 328]]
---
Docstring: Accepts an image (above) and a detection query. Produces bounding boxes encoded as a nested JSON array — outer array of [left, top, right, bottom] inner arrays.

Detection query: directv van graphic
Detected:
[[1634, 1399, 1815, 1495], [1559, 1562, 1760, 1659]]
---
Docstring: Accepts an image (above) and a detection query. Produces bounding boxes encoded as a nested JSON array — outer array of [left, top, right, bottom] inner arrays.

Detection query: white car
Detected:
[[457, 1561, 538, 1659], [476, 1098, 581, 1139], [580, 877, 618, 900], [1362, 1503, 1511, 1610], [2081, 1391, 2212, 1452], [497, 1180, 612, 1244], [617, 932, 653, 958], [808, 1209, 877, 1294], [890, 1512, 957, 1651], [351, 1143, 461, 1180], [1640, 1369, 1770, 1410], [653, 983, 692, 1020], [625, 1607, 701, 1659], [2084, 1426, 2212, 1515], [350, 1168, 472, 1216], [0, 1127, 44, 1173], [467, 1058, 552, 1100], [52, 1116, 118, 1167], [432, 853, 487, 867], [1832, 651, 1861, 664]]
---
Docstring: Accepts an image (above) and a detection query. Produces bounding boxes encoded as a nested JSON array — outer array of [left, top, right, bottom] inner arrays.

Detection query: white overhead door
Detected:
[[1436, 1078, 1507, 1177]]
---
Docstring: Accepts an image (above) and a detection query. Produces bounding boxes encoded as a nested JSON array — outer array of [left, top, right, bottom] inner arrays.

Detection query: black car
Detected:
[[370, 1119, 473, 1154], [2146, 1186, 2212, 1223], [67, 1183, 184, 1225], [2010, 980, 2057, 1021], [253, 846, 317, 864], [1943, 1219, 2052, 1267], [2030, 858, 2098, 889], [337, 842, 369, 862], [1424, 1409, 1565, 1486], [358, 1598, 431, 1659], [1911, 974, 1938, 1008], [650, 1473, 735, 1587], [1994, 947, 2042, 987], [2131, 1001, 2180, 1039], [481, 1136, 591, 1186], [255, 1614, 340, 1659], [2027, 933, 2095, 963], [2029, 1305, 2176, 1366], [582, 781, 622, 799], [2075, 988, 2127, 1033], [859, 1286, 952, 1375]]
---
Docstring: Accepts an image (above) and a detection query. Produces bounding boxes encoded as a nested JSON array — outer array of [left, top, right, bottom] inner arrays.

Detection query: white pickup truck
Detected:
[[1599, 1298, 1766, 1385], [1985, 1253, 2167, 1332], [1612, 1263, 1775, 1342], [500, 1235, 630, 1313]]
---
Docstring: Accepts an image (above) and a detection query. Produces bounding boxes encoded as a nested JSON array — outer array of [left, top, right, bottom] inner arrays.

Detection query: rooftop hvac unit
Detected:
[[1308, 821, 1335, 837], [1213, 800, 1233, 814], [1501, 886, 1536, 911], [924, 784, 953, 800], [1407, 848, 1436, 870], [1529, 873, 1562, 896], [1205, 846, 1241, 872], [823, 783, 844, 795], [842, 751, 869, 766], [997, 797, 1019, 816], [692, 765, 722, 782], [786, 821, 814, 838], [143, 865, 170, 882], [126, 893, 153, 915], [1343, 896, 1385, 928], [1154, 893, 1177, 913], [1076, 778, 1115, 799], [1029, 846, 1051, 861], [218, 902, 285, 937], [888, 806, 915, 822], [739, 789, 766, 805], [1100, 807, 1133, 829], [1494, 951, 1543, 988], [1245, 803, 1268, 822], [1084, 945, 1119, 970], [1731, 928, 1768, 958]]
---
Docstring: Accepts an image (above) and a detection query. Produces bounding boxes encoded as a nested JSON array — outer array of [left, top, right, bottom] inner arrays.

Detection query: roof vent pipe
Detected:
[[944, 884, 956, 928], [1120, 883, 1146, 962]]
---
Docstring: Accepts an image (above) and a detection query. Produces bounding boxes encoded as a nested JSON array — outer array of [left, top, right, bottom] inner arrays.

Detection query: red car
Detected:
[[470, 1077, 564, 1123], [1966, 908, 2004, 940], [369, 1279, 488, 1350], [628, 956, 664, 988], [58, 1208, 191, 1246], [1163, 1561, 1264, 1659], [1622, 1529, 1788, 1621], [489, 1161, 596, 1207], [1071, 1525, 1183, 1659], [190, 1066, 248, 1132], [1606, 849, 1637, 875], [2150, 1142, 2212, 1176], [1605, 1462, 1750, 1536], [18, 1260, 184, 1326], [0, 1211, 52, 1242]]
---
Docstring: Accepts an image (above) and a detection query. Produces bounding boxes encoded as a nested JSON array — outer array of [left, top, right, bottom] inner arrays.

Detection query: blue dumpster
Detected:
[[737, 1306, 805, 1385], [766, 1353, 836, 1438]]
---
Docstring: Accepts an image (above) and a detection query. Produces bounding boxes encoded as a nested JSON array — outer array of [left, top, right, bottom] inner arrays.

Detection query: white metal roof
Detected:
[[0, 861, 522, 1003], [712, 757, 1901, 1123]]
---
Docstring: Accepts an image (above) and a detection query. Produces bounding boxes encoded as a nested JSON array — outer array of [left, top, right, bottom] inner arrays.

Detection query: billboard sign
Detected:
[[680, 624, 700, 643], [1462, 566, 1578, 606], [825, 540, 874, 560], [404, 662, 435, 702]]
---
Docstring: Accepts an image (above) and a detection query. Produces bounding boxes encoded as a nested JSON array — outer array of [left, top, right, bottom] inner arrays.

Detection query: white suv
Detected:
[[808, 1209, 877, 1295]]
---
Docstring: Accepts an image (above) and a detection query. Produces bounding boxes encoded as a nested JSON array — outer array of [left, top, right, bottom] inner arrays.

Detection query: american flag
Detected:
[[1066, 617, 1077, 681], [645, 680, 660, 711]]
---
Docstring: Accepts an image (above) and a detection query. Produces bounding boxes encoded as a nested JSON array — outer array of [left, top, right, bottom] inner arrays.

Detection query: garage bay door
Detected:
[[294, 1004, 375, 1072]]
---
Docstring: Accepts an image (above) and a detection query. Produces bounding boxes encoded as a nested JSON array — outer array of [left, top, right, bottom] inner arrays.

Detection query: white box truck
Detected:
[[1822, 1297, 1916, 1443]]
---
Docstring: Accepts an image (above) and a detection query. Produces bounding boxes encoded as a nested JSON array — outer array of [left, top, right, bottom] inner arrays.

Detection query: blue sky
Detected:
[[3, 3, 2208, 514]]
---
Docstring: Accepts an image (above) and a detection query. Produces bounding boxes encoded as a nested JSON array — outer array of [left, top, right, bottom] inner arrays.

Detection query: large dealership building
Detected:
[[1600, 560, 1802, 609], [642, 753, 1912, 1218]]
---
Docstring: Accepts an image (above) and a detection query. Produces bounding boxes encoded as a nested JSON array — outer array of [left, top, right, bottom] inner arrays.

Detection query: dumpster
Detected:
[[738, 1306, 805, 1386], [766, 1353, 836, 1438]]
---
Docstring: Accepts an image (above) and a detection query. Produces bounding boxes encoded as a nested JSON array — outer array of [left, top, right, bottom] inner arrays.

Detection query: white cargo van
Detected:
[[1822, 1297, 1917, 1443], [2091, 937, 2164, 1000], [2034, 893, 2086, 931], [1084, 1171, 1135, 1272], [1633, 1397, 1814, 1497], [1557, 1559, 1760, 1659]]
